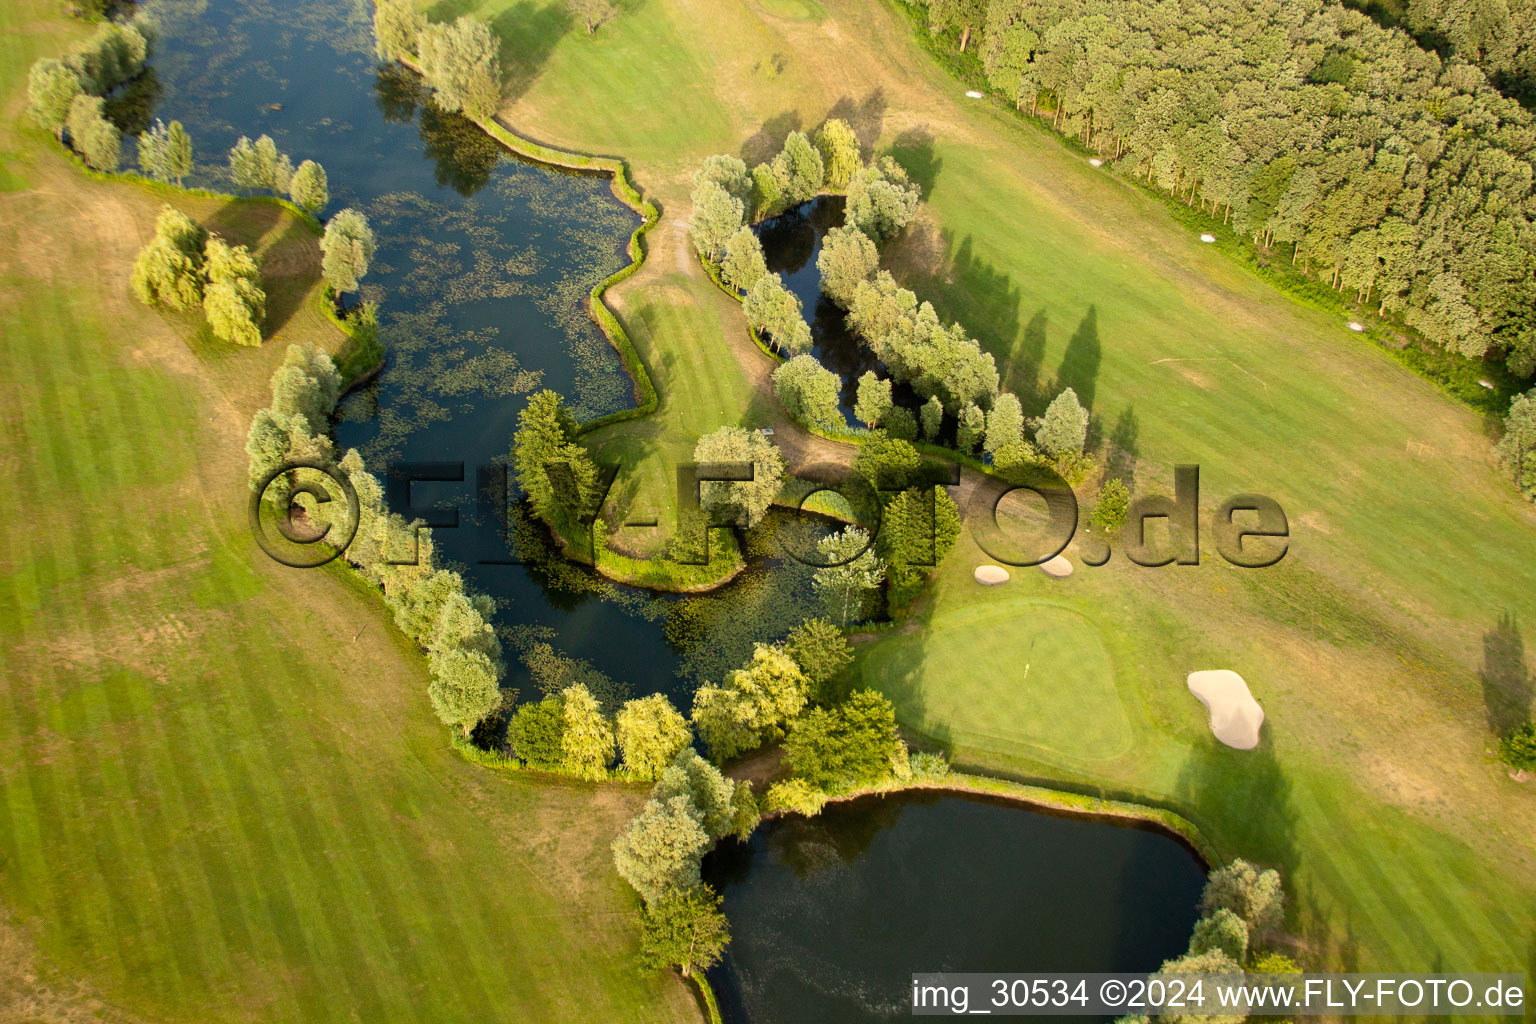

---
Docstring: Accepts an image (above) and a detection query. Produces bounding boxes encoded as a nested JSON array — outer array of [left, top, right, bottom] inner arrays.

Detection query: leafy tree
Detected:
[[813, 527, 885, 626], [611, 794, 712, 904], [720, 226, 768, 293], [639, 886, 730, 977], [1189, 909, 1249, 963], [884, 404, 918, 441], [513, 389, 602, 527], [815, 118, 861, 189], [783, 689, 908, 792], [770, 130, 825, 204], [268, 344, 340, 432], [1498, 722, 1536, 770], [203, 237, 265, 347], [78, 111, 121, 172], [288, 159, 329, 215], [845, 157, 920, 241], [65, 21, 149, 95], [854, 371, 893, 429], [1495, 389, 1536, 501], [1201, 859, 1285, 941], [228, 135, 293, 193], [784, 618, 853, 701], [690, 180, 745, 264], [816, 225, 880, 308], [920, 395, 945, 439], [743, 273, 812, 353], [772, 354, 843, 431], [728, 779, 759, 840], [750, 161, 785, 219], [27, 59, 81, 138], [928, 0, 987, 50], [1090, 478, 1130, 533], [374, 0, 426, 61], [984, 392, 1024, 453], [693, 154, 753, 206], [384, 567, 463, 644], [560, 684, 616, 777], [510, 695, 566, 768], [1156, 949, 1244, 1024], [138, 119, 193, 186], [1035, 387, 1089, 458], [417, 16, 501, 120], [880, 485, 961, 611], [616, 694, 692, 780], [956, 402, 986, 452], [694, 425, 785, 529], [320, 208, 376, 296], [854, 434, 923, 489], [131, 205, 206, 311], [691, 645, 810, 761], [653, 748, 736, 840], [426, 649, 500, 737]]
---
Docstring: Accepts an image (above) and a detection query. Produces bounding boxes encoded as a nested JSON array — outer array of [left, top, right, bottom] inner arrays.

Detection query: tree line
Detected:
[[909, 0, 1536, 377], [607, 616, 945, 979], [374, 1, 502, 121]]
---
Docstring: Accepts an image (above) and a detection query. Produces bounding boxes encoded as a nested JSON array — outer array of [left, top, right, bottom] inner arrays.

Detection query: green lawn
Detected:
[[459, 0, 1536, 980], [865, 597, 1132, 764], [0, 5, 695, 1020]]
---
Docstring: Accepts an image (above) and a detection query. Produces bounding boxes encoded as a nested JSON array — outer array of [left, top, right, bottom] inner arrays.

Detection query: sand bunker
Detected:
[[1187, 670, 1265, 749], [1199, 233, 1217, 243], [974, 564, 1010, 585], [1039, 555, 1074, 578]]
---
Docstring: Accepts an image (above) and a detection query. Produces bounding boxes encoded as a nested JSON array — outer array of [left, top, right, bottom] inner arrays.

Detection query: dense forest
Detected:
[[912, 0, 1536, 377], [1394, 0, 1536, 105]]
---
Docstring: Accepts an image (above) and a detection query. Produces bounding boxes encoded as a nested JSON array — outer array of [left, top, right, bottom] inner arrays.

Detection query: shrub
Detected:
[[1201, 859, 1285, 940], [1498, 722, 1536, 771], [909, 750, 950, 780], [763, 778, 829, 817], [1189, 908, 1249, 963], [884, 405, 918, 441], [1090, 478, 1130, 533]]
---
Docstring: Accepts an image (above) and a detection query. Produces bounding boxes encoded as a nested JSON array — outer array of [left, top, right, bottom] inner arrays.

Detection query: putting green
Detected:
[[863, 599, 1133, 764]]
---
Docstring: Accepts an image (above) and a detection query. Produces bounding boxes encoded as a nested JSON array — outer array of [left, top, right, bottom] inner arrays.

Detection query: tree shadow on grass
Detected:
[[826, 88, 887, 159], [887, 126, 942, 197], [1053, 305, 1101, 413], [490, 2, 574, 103], [1480, 612, 1533, 738], [1106, 404, 1140, 483], [1004, 308, 1048, 414], [740, 110, 803, 168], [260, 215, 322, 338]]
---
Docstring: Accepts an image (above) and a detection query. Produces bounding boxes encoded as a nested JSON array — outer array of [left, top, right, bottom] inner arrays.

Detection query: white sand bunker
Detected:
[[1089, 157, 1104, 167], [974, 564, 1010, 585], [1199, 233, 1217, 243], [1347, 321, 1365, 332], [1187, 670, 1265, 749], [1039, 555, 1074, 578]]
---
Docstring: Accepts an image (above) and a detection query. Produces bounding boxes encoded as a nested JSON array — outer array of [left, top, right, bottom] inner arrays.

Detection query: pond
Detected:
[[142, 0, 694, 699], [705, 792, 1207, 1024], [753, 196, 922, 427]]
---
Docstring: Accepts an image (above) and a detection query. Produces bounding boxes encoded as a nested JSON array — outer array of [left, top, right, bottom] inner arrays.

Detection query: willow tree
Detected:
[[288, 159, 329, 215], [203, 237, 265, 347], [320, 208, 376, 298], [418, 16, 501, 120]]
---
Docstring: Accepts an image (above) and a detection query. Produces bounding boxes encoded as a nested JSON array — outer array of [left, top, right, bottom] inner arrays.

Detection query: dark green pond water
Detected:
[[139, 6, 1208, 1019], [705, 792, 1207, 1023], [753, 196, 923, 427]]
